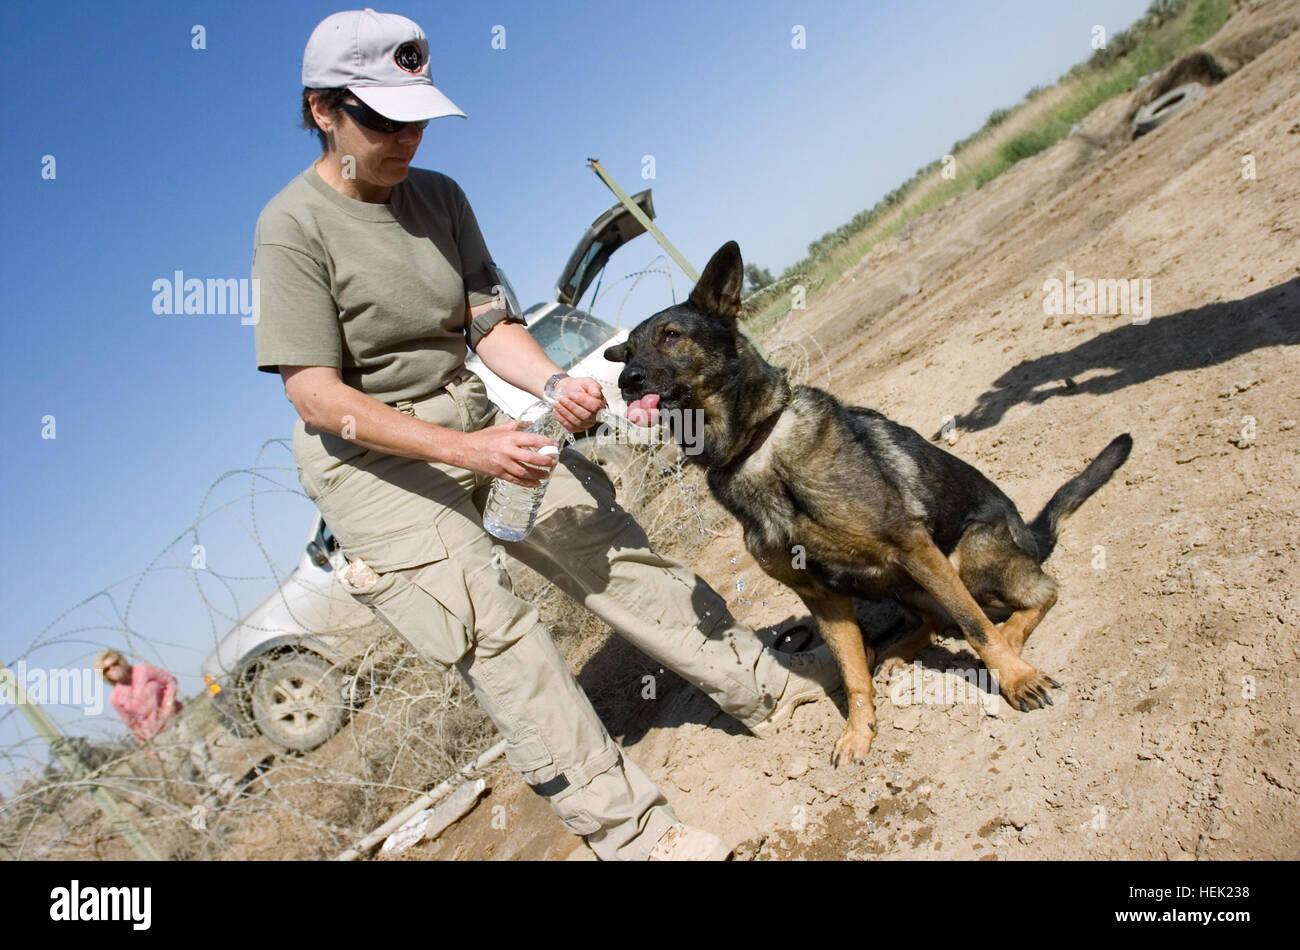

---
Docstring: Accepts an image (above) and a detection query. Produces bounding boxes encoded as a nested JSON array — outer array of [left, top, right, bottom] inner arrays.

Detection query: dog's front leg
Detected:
[[799, 590, 878, 766], [895, 531, 1060, 712]]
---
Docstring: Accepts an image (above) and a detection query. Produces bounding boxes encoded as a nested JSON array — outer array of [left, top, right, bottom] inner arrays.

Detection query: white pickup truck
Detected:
[[202, 190, 659, 750], [466, 189, 659, 426], [468, 300, 629, 423]]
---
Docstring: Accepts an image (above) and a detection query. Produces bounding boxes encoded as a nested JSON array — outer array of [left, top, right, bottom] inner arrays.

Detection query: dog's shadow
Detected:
[[948, 278, 1299, 435]]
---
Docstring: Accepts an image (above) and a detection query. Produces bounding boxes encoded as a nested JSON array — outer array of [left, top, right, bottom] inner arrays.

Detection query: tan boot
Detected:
[[648, 823, 733, 861], [749, 642, 841, 738]]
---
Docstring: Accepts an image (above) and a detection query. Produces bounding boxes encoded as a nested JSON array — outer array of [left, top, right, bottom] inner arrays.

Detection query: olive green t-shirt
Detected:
[[252, 164, 522, 403]]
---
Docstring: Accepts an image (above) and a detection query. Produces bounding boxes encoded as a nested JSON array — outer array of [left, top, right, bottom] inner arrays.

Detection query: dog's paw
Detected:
[[999, 667, 1062, 712], [830, 721, 877, 767], [876, 656, 910, 680]]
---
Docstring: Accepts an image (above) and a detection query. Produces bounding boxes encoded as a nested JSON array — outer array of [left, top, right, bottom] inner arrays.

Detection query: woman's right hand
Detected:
[[452, 421, 558, 487]]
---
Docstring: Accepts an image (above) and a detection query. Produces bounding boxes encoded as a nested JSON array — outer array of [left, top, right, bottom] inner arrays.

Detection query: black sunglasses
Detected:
[[340, 99, 429, 135]]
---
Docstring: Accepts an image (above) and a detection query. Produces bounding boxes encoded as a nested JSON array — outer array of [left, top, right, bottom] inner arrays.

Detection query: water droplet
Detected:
[[736, 579, 747, 592]]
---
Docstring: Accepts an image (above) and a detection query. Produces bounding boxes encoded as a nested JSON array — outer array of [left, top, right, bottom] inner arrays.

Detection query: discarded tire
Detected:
[[1133, 82, 1205, 136]]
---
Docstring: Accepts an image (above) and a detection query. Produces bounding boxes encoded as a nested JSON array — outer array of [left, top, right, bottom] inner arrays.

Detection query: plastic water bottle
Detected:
[[481, 400, 571, 541]]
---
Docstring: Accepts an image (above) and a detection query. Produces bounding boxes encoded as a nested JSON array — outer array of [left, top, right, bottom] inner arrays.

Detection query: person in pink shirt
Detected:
[[98, 651, 182, 744], [96, 649, 236, 805]]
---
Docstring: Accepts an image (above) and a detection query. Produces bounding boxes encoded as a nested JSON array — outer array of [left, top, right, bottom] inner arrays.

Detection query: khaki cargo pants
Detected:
[[293, 369, 791, 860]]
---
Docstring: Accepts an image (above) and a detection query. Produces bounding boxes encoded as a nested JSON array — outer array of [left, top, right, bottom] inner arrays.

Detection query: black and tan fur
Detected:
[[605, 242, 1132, 765]]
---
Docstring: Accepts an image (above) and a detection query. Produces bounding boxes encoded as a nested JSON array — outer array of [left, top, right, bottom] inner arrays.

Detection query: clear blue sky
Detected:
[[0, 0, 1150, 764]]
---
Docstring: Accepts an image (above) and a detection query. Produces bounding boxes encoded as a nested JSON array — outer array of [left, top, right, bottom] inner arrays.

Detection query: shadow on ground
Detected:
[[952, 279, 1299, 434]]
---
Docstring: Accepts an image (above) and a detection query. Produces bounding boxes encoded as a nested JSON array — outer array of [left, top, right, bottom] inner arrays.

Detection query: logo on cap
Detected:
[[394, 41, 424, 74]]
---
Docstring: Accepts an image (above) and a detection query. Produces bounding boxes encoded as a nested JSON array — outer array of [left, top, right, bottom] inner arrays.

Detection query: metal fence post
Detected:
[[586, 158, 769, 358], [1, 659, 161, 860]]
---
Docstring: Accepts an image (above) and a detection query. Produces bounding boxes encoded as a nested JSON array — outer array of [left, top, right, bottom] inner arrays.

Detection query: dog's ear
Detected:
[[688, 241, 744, 319]]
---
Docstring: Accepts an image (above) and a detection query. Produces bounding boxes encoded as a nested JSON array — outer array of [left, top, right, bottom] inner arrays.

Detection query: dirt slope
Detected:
[[416, 2, 1300, 862]]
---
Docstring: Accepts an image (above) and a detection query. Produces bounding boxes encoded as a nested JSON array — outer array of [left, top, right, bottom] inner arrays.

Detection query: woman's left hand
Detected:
[[550, 377, 606, 432]]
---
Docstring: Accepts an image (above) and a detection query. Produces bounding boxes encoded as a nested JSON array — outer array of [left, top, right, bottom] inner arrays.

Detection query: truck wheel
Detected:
[[250, 653, 347, 752], [1133, 82, 1204, 136]]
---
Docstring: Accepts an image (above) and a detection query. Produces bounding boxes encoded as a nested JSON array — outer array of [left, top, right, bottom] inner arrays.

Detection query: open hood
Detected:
[[555, 189, 655, 306]]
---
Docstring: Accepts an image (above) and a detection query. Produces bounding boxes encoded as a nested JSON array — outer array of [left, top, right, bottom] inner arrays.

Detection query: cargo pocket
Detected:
[[501, 731, 600, 834], [524, 746, 604, 836], [553, 797, 602, 837], [500, 733, 599, 833], [360, 560, 472, 670], [503, 733, 553, 774], [344, 522, 447, 573], [338, 522, 467, 669]]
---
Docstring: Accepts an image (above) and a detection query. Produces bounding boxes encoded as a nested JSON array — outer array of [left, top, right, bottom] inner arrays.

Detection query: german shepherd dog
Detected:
[[605, 242, 1132, 765]]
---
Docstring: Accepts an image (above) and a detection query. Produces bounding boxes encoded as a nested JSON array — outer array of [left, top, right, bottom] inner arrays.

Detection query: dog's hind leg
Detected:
[[895, 529, 1060, 712], [875, 606, 945, 679], [997, 569, 1059, 655], [955, 523, 1060, 656]]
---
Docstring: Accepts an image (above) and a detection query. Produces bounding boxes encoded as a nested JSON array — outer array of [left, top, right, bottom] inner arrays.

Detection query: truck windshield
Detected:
[[530, 311, 617, 370]]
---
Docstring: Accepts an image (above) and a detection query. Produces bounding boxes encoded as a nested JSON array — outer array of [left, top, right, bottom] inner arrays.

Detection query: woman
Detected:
[[252, 9, 837, 861], [96, 650, 238, 806]]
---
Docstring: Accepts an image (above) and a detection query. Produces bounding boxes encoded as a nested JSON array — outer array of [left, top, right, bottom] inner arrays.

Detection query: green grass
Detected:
[[743, 0, 1234, 328]]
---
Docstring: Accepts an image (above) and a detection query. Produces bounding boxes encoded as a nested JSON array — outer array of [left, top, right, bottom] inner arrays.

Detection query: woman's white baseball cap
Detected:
[[302, 9, 466, 122]]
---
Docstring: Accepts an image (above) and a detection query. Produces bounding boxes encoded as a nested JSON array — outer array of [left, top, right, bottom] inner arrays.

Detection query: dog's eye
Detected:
[[661, 327, 681, 344]]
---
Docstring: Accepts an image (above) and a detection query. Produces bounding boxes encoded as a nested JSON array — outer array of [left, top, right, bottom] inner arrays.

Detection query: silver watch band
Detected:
[[543, 372, 570, 405]]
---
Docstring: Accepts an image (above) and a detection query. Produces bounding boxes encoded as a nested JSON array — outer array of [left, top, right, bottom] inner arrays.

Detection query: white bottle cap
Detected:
[[523, 444, 561, 473]]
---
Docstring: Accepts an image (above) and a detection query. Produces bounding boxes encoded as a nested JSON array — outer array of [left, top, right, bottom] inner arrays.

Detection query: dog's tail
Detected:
[[1028, 434, 1132, 561]]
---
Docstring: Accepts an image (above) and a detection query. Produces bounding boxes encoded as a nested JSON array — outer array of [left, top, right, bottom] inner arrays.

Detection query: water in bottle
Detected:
[[481, 401, 570, 541]]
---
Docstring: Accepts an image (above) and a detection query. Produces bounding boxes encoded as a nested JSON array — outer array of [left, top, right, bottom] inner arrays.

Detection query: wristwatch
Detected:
[[543, 372, 570, 405]]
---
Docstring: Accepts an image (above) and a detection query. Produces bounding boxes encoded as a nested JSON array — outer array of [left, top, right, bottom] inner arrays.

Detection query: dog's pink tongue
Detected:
[[626, 393, 660, 427]]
